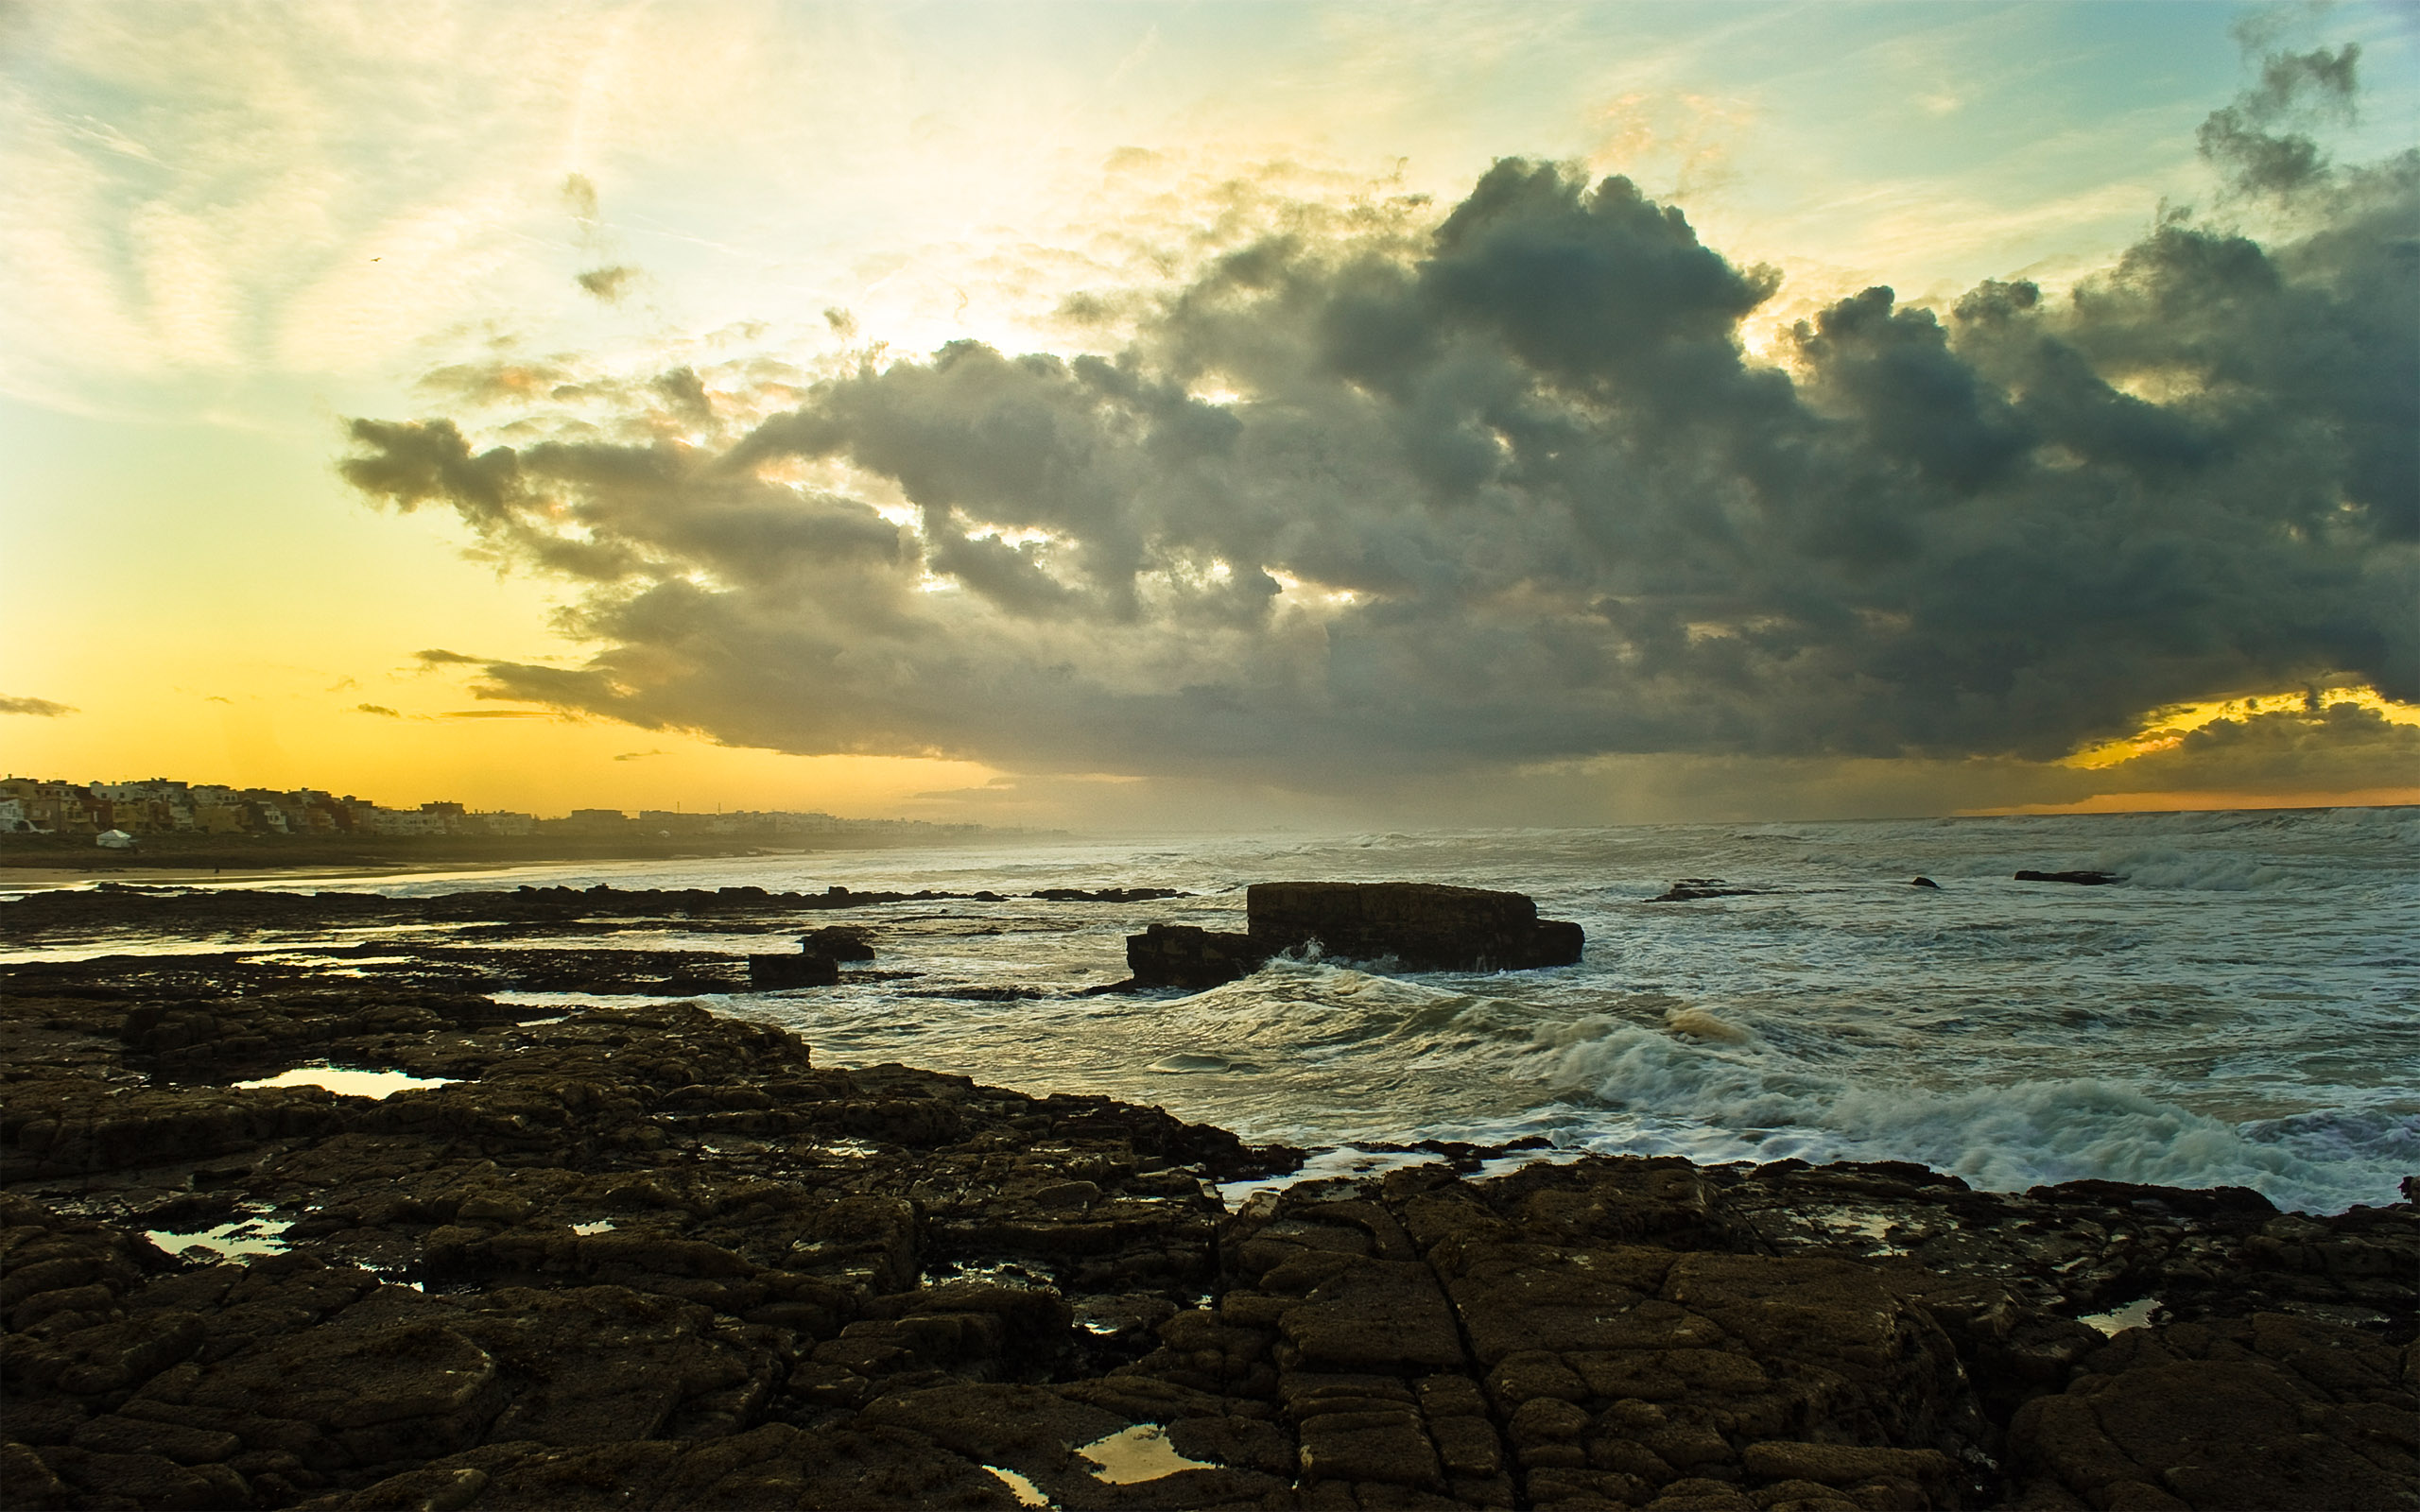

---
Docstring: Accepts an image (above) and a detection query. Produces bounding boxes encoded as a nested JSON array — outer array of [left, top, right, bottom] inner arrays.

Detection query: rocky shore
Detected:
[[1, 889, 2412, 1510]]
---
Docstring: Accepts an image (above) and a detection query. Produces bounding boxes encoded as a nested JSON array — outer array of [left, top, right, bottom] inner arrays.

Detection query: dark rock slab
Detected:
[[2014, 868, 2123, 885], [796, 927, 874, 962], [747, 952, 839, 989]]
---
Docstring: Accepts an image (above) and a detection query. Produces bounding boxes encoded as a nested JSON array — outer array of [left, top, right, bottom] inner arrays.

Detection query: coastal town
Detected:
[[0, 774, 992, 850]]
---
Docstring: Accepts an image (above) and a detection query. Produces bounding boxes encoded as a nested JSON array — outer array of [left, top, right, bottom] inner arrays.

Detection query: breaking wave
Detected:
[[1537, 1020, 2414, 1214]]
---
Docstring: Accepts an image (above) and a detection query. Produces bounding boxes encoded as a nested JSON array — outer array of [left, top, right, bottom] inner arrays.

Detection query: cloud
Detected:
[[354, 702, 402, 717], [562, 172, 600, 224], [340, 66, 2419, 808], [613, 747, 667, 761], [413, 648, 481, 665], [2196, 42, 2361, 198], [576, 265, 641, 301], [0, 695, 76, 717]]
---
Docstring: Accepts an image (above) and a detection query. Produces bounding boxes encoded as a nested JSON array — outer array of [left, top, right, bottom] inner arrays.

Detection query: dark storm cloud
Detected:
[[341, 71, 2418, 791], [2197, 43, 2360, 197]]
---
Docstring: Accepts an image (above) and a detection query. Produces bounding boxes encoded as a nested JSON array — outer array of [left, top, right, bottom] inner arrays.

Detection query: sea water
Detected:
[[10, 807, 2415, 1213]]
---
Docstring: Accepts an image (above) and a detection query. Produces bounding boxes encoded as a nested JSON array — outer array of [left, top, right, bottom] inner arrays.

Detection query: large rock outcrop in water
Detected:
[[1127, 882, 1586, 988], [1247, 882, 1586, 971]]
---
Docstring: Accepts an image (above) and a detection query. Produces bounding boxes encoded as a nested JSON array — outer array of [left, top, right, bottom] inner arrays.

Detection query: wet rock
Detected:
[[746, 952, 840, 989], [1124, 922, 1264, 989], [1125, 882, 1586, 987], [1647, 879, 1771, 902], [0, 884, 1011, 941], [797, 927, 875, 962], [1247, 882, 1584, 971], [2013, 869, 2122, 885]]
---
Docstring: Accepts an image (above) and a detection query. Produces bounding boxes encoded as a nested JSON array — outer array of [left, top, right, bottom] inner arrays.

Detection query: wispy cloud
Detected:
[[0, 695, 77, 717]]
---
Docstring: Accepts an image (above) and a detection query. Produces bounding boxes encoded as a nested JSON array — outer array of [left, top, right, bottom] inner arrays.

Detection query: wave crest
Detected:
[[1538, 1020, 2412, 1212]]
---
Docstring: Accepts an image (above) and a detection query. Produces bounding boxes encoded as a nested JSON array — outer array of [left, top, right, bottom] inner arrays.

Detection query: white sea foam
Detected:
[[2087, 846, 2289, 891], [1541, 1019, 2413, 1212]]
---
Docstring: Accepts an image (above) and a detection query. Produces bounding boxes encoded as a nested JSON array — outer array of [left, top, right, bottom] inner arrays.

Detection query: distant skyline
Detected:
[[5, 1, 2415, 829]]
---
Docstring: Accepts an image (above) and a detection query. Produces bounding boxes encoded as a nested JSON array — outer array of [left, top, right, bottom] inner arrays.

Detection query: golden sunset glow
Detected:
[[5, 2, 2415, 826], [2063, 687, 2420, 771]]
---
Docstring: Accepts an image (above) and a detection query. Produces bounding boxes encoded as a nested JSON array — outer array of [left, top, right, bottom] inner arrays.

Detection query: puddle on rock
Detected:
[[147, 1208, 293, 1262], [2080, 1297, 2163, 1335], [1216, 1145, 1446, 1210], [233, 1065, 457, 1100], [1076, 1423, 1216, 1485], [985, 1467, 1049, 1507], [922, 1258, 1058, 1291], [812, 1139, 885, 1160], [237, 953, 420, 970]]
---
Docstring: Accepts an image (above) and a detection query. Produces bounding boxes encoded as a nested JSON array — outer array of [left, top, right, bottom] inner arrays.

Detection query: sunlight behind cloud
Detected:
[[5, 0, 2415, 824], [2065, 687, 2420, 770]]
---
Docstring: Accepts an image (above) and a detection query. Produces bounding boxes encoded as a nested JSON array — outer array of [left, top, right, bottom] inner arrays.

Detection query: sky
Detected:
[[3, 0, 2416, 829]]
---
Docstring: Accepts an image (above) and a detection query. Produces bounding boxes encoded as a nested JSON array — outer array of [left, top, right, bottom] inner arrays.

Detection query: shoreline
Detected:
[[1, 894, 2411, 1510], [0, 830, 1069, 881]]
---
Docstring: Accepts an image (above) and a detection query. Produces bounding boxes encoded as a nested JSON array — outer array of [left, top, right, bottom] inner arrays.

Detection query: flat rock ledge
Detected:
[[1, 970, 2412, 1511]]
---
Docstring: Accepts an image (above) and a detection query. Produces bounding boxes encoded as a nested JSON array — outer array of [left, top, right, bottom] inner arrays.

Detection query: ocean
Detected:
[[9, 806, 2415, 1215]]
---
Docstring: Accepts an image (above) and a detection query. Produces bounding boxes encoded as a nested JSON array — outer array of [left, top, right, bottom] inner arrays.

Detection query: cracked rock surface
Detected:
[[1, 942, 2412, 1510]]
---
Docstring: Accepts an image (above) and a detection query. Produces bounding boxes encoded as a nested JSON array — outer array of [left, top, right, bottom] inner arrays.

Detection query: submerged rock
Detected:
[[1646, 878, 1772, 902], [2014, 868, 2123, 885]]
